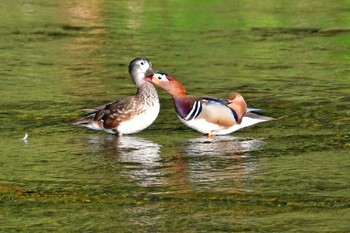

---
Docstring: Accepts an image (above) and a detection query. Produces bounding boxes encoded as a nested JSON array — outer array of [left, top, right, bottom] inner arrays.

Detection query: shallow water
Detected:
[[1, 0, 349, 232]]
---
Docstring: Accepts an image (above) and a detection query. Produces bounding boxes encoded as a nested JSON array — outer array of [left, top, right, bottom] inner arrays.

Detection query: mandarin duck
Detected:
[[146, 72, 272, 137], [72, 58, 160, 136]]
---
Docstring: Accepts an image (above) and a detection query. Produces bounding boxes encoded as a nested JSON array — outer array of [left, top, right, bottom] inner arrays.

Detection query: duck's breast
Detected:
[[116, 102, 160, 134]]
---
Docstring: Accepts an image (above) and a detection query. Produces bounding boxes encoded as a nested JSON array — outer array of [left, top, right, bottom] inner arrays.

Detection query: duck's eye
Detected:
[[140, 62, 144, 65], [157, 76, 162, 80]]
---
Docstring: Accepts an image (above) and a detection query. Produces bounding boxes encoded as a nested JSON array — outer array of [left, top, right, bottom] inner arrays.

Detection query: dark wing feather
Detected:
[[94, 96, 142, 129]]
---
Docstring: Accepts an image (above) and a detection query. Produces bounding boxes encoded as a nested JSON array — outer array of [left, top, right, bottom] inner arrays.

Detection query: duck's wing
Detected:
[[175, 96, 237, 127], [94, 95, 143, 129], [198, 97, 238, 127]]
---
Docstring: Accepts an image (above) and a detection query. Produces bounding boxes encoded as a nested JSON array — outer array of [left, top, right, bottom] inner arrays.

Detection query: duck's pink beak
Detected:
[[145, 75, 153, 82]]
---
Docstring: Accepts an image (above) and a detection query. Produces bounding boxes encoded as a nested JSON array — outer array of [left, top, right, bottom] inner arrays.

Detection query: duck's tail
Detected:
[[71, 114, 104, 131]]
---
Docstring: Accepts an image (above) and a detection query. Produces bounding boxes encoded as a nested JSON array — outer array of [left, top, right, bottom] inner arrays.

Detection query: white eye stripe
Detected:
[[156, 75, 169, 81], [158, 75, 169, 82]]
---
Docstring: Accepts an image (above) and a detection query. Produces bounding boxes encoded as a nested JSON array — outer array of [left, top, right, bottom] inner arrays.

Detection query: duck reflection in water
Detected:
[[86, 135, 164, 187], [171, 136, 262, 191], [84, 135, 262, 191]]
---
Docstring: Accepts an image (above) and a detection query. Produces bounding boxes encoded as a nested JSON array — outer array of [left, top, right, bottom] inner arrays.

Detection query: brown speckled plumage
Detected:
[[94, 82, 158, 129], [72, 58, 160, 135]]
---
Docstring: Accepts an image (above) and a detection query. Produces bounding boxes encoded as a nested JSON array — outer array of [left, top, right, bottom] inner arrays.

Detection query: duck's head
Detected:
[[128, 58, 154, 83], [146, 72, 186, 97], [146, 71, 172, 82]]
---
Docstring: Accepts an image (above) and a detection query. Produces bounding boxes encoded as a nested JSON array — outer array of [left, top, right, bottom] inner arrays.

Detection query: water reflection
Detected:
[[177, 136, 262, 191], [86, 135, 164, 187], [118, 136, 164, 187], [185, 136, 262, 156], [84, 135, 262, 191]]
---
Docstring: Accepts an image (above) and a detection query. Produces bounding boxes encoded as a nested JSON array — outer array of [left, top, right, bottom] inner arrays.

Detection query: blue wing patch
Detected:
[[230, 109, 239, 122], [203, 98, 225, 105]]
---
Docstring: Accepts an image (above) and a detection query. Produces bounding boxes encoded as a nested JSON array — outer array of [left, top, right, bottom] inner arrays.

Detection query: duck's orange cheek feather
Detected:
[[151, 78, 163, 86]]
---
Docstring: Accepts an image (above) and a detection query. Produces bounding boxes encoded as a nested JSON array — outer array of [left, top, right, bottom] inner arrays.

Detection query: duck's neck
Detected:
[[163, 80, 187, 98], [132, 72, 147, 87], [172, 96, 192, 119], [136, 81, 158, 105], [131, 71, 156, 97], [161, 81, 189, 118]]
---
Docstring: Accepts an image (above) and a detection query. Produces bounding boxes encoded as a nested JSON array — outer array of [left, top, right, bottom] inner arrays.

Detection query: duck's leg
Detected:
[[110, 129, 122, 137]]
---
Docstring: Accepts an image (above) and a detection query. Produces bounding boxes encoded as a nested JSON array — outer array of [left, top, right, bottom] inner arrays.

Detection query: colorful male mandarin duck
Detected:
[[72, 58, 160, 136], [146, 72, 272, 137]]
